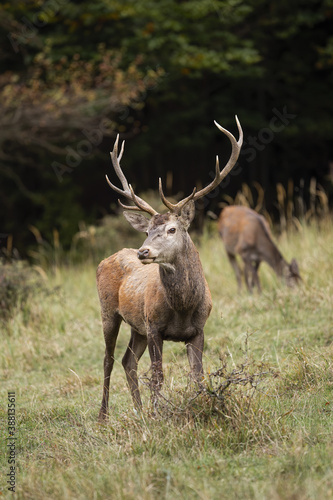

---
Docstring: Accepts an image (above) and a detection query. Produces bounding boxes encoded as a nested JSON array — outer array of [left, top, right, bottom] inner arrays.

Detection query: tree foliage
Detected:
[[0, 0, 332, 254]]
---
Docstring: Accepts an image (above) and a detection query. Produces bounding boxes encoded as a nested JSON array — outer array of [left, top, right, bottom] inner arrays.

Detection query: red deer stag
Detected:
[[218, 205, 301, 293], [97, 117, 243, 420]]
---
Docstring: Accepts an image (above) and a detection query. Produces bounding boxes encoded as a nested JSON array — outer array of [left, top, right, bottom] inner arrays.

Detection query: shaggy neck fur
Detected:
[[159, 234, 206, 312]]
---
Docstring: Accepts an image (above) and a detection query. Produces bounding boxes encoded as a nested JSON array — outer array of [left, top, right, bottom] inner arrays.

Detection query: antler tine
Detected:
[[118, 137, 125, 162], [109, 135, 129, 191], [159, 177, 197, 214], [106, 134, 158, 217], [118, 200, 144, 211], [192, 115, 243, 202], [128, 184, 158, 214], [158, 178, 174, 211], [212, 115, 243, 179]]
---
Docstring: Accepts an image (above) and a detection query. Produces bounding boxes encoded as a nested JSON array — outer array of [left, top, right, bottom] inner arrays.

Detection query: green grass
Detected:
[[1, 218, 333, 499]]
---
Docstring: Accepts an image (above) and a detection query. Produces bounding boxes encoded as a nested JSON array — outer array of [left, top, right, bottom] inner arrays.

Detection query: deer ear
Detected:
[[179, 200, 195, 230], [123, 212, 150, 232]]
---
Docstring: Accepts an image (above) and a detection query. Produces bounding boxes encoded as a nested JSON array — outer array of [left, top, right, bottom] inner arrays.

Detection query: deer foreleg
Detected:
[[186, 332, 204, 384], [99, 314, 122, 421], [242, 256, 254, 293], [147, 332, 164, 407], [251, 261, 262, 293]]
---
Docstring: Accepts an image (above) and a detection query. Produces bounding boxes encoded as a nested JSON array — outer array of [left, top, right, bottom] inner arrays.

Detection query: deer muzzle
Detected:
[[137, 247, 155, 264]]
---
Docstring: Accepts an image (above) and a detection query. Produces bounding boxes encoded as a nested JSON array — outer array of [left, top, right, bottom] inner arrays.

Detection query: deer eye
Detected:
[[168, 227, 176, 234]]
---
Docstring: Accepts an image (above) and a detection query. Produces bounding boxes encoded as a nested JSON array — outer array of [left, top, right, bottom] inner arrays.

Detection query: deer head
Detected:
[[105, 117, 243, 267], [285, 258, 302, 287]]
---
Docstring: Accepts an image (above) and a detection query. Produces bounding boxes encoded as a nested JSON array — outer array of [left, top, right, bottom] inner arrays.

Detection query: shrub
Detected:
[[140, 336, 279, 440], [0, 260, 47, 321]]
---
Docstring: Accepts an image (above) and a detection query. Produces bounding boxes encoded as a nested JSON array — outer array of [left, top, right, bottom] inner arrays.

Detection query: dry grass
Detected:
[[0, 214, 333, 499]]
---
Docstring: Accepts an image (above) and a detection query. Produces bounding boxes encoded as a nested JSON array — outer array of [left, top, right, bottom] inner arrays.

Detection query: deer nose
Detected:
[[138, 248, 150, 260]]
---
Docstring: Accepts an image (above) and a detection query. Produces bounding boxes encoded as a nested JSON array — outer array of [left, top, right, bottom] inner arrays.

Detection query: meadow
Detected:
[[0, 215, 332, 499]]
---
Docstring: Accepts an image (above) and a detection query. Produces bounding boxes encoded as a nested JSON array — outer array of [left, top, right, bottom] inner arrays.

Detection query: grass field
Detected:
[[1, 217, 333, 499]]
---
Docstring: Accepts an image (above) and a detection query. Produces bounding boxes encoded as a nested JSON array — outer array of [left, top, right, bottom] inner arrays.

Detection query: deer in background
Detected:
[[218, 205, 301, 293], [97, 117, 243, 420]]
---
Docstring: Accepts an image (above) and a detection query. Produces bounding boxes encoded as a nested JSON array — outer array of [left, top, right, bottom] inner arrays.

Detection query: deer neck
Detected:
[[275, 257, 290, 278], [159, 235, 205, 312], [264, 242, 287, 277]]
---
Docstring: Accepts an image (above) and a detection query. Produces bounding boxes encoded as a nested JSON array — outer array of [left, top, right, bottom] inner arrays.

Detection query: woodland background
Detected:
[[1, 4, 333, 498], [1, 0, 333, 254]]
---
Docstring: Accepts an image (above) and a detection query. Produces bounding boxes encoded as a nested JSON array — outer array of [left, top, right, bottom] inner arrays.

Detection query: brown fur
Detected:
[[218, 206, 301, 293], [97, 208, 212, 420], [97, 118, 243, 419]]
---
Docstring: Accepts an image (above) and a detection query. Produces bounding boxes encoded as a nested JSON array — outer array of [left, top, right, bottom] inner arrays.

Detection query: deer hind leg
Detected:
[[227, 252, 242, 292], [98, 313, 122, 422], [122, 328, 147, 410], [186, 331, 204, 384]]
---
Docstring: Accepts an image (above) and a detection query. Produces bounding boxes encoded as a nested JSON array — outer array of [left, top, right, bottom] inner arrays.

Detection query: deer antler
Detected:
[[159, 116, 243, 213], [106, 135, 158, 216], [107, 117, 242, 217]]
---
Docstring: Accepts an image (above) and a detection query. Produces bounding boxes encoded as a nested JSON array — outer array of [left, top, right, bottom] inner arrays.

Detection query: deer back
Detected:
[[218, 206, 282, 265]]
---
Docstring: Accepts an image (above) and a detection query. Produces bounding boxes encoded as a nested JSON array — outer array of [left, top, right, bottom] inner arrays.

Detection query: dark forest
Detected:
[[1, 0, 332, 254]]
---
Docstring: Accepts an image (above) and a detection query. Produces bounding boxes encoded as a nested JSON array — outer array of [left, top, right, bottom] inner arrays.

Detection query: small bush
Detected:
[[71, 190, 163, 263], [0, 260, 47, 321], [140, 336, 278, 437], [71, 214, 144, 264]]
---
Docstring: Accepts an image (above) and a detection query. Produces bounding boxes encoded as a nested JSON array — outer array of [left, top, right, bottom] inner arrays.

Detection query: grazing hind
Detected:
[[218, 205, 301, 293]]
